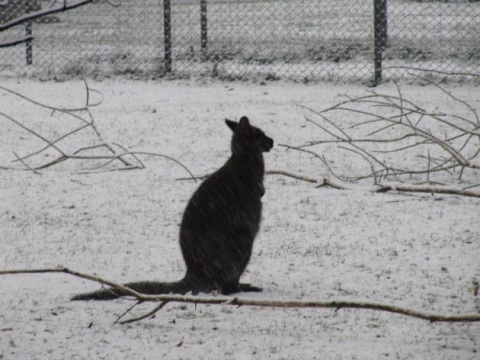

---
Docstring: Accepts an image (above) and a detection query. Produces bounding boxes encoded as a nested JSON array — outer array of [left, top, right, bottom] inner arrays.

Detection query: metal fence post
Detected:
[[200, 0, 208, 61], [163, 0, 172, 73], [373, 0, 387, 84], [25, 0, 34, 65]]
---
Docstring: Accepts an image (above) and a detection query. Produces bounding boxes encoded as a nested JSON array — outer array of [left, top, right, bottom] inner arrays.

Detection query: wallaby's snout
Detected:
[[262, 135, 274, 152]]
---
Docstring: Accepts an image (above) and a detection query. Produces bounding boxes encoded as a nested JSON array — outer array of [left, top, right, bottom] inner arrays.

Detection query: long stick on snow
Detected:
[[1, 267, 479, 324]]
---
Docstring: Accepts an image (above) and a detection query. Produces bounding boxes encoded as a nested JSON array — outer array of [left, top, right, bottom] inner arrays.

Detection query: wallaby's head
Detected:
[[225, 117, 274, 155]]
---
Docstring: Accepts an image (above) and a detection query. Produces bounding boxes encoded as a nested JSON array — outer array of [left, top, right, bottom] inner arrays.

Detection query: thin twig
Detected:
[[0, 84, 98, 113], [113, 143, 145, 169], [0, 111, 66, 157], [13, 152, 41, 175], [114, 301, 143, 325], [120, 302, 168, 325], [12, 123, 91, 163]]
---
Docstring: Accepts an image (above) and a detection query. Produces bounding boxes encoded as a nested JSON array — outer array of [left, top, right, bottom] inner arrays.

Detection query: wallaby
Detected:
[[72, 116, 274, 300]]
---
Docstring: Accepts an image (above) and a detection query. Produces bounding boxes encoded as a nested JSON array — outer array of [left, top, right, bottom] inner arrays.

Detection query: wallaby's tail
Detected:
[[71, 280, 191, 301]]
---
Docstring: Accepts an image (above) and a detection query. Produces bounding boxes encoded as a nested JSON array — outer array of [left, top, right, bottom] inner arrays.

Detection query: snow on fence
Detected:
[[0, 0, 479, 82]]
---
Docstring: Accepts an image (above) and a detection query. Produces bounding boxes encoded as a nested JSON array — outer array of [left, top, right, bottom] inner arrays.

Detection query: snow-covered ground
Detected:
[[0, 78, 479, 359]]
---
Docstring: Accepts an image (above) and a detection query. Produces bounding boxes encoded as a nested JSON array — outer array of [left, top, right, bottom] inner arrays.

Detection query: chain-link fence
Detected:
[[1, 0, 479, 82], [0, 0, 163, 78]]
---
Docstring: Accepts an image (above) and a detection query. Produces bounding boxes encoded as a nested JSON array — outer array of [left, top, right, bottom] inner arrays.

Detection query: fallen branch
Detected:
[[0, 84, 195, 179], [266, 169, 318, 184], [284, 80, 480, 195], [272, 168, 480, 198], [177, 168, 480, 198], [2, 267, 479, 324]]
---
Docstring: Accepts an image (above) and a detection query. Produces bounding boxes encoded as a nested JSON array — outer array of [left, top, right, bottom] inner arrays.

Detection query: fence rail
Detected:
[[0, 0, 479, 82]]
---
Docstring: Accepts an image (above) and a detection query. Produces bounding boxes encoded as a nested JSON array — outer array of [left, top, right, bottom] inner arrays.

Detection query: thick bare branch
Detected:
[[178, 168, 480, 198], [0, 267, 147, 299], [1, 267, 480, 324]]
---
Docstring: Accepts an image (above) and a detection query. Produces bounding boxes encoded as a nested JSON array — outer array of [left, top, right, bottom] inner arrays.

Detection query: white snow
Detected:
[[0, 78, 479, 360]]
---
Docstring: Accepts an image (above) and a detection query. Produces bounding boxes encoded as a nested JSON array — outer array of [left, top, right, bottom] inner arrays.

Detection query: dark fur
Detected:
[[72, 117, 273, 300]]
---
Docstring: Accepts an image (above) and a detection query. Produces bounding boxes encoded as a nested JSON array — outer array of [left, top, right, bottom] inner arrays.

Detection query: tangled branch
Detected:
[[0, 0, 115, 32], [1, 267, 479, 324], [0, 1, 122, 48], [0, 82, 195, 178], [283, 80, 480, 197]]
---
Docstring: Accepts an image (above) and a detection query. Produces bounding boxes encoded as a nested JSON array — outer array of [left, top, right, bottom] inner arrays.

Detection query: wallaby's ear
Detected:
[[239, 116, 250, 128], [225, 119, 238, 132]]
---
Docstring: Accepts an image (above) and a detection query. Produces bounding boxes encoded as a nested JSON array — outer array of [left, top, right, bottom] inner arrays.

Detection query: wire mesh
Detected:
[[383, 1, 480, 78], [0, 0, 163, 78], [170, 0, 373, 81], [0, 0, 479, 82]]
